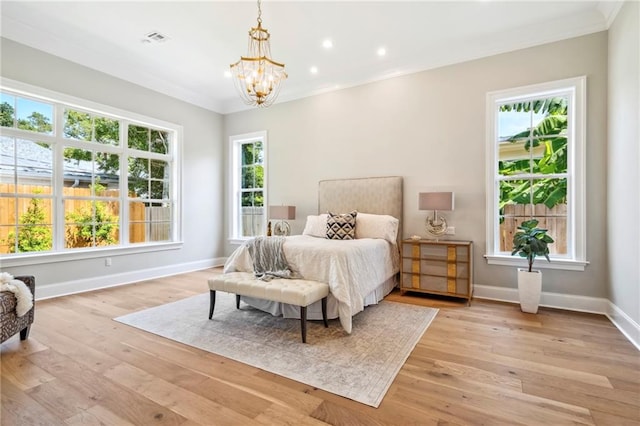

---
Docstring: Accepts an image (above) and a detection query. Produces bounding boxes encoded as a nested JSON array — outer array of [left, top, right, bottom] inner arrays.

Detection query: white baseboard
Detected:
[[474, 284, 639, 350], [35, 257, 226, 300], [606, 301, 640, 351]]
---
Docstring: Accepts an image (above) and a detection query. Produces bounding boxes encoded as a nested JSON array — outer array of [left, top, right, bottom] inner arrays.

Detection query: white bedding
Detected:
[[223, 235, 399, 333]]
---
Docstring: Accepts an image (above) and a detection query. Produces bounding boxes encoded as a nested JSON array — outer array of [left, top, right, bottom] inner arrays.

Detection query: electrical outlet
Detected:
[[105, 257, 112, 267], [445, 226, 455, 235]]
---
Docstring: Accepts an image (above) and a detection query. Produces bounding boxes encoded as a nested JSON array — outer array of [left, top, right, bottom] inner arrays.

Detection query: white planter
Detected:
[[517, 268, 542, 313]]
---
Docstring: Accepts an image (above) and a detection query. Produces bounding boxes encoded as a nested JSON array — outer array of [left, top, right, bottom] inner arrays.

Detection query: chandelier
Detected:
[[230, 0, 287, 108]]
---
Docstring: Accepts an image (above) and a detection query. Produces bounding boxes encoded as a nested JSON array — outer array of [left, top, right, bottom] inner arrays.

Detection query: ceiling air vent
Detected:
[[143, 31, 169, 44]]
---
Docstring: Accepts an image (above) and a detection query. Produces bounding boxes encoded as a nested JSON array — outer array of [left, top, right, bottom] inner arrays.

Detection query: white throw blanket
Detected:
[[246, 236, 294, 281], [0, 272, 34, 317]]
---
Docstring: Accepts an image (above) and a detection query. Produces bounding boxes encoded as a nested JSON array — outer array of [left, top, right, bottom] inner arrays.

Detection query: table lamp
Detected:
[[418, 192, 454, 239]]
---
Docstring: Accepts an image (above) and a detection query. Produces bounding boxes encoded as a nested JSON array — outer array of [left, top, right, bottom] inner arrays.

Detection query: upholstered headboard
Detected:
[[318, 176, 403, 243]]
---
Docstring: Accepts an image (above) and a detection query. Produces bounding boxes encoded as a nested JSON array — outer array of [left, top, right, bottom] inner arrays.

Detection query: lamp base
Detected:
[[426, 215, 447, 239], [273, 220, 291, 236]]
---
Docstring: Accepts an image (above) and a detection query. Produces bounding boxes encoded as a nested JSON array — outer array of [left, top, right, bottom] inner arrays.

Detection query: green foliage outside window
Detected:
[[65, 183, 119, 248], [5, 196, 53, 253], [0, 101, 53, 134], [498, 97, 568, 211], [241, 142, 264, 207]]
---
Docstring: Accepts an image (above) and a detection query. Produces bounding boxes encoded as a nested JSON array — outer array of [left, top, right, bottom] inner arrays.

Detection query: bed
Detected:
[[223, 176, 403, 333]]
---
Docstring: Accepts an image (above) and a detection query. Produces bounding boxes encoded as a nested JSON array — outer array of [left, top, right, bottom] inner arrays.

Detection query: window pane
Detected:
[[241, 165, 255, 189], [128, 125, 149, 151], [241, 143, 255, 165], [95, 152, 120, 197], [150, 130, 168, 154], [94, 116, 120, 145], [150, 159, 168, 179], [532, 137, 568, 175], [64, 110, 92, 141], [500, 178, 531, 209], [16, 98, 53, 135], [150, 180, 168, 200], [1, 136, 15, 167], [254, 141, 263, 164], [2, 138, 54, 189], [241, 203, 264, 237], [16, 139, 53, 189], [128, 178, 148, 199], [6, 198, 53, 253], [532, 177, 567, 211], [128, 156, 149, 178], [0, 94, 15, 127], [65, 200, 119, 248], [63, 147, 93, 191], [533, 207, 567, 255], [128, 201, 171, 243]]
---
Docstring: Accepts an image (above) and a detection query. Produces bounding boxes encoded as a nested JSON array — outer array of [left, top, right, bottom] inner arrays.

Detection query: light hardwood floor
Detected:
[[1, 268, 639, 425]]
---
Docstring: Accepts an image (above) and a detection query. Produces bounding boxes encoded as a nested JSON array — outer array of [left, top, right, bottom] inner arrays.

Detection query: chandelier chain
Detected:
[[256, 0, 262, 24]]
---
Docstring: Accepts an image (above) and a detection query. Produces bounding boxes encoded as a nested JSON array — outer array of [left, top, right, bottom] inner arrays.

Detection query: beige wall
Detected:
[[1, 38, 226, 293], [608, 1, 640, 327], [224, 32, 609, 298]]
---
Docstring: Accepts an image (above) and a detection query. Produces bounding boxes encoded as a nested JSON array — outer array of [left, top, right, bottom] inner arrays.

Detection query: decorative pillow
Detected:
[[302, 214, 328, 238], [326, 211, 358, 240], [355, 213, 399, 243]]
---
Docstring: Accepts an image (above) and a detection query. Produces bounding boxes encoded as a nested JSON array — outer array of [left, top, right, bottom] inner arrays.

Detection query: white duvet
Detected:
[[223, 235, 399, 333]]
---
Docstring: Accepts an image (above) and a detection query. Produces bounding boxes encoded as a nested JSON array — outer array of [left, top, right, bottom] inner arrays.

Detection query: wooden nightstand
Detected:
[[400, 239, 473, 304]]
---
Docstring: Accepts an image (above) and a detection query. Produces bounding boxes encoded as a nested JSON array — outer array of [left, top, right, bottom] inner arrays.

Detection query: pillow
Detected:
[[355, 213, 399, 243], [326, 211, 357, 240], [302, 214, 328, 238]]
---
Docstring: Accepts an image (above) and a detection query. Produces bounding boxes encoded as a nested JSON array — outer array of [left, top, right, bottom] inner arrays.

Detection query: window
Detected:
[[229, 131, 267, 242], [0, 79, 181, 263], [485, 77, 587, 271]]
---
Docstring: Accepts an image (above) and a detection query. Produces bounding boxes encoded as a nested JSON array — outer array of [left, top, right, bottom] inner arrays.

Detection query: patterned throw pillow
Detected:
[[326, 211, 358, 240]]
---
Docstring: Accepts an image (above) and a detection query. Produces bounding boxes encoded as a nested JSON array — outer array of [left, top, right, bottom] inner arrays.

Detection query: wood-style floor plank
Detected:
[[1, 267, 639, 426]]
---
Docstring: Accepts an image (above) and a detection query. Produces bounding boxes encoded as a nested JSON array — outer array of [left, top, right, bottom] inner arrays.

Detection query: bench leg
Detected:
[[321, 297, 328, 328], [236, 294, 241, 309], [300, 306, 307, 343], [208, 290, 216, 319]]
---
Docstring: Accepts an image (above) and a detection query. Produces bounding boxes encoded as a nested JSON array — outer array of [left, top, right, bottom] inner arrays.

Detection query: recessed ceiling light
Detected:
[[224, 71, 232, 78], [310, 66, 318, 74], [377, 47, 387, 57], [322, 39, 333, 49]]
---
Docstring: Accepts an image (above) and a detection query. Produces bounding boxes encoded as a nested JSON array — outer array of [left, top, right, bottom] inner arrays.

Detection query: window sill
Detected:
[[484, 254, 589, 271], [0, 242, 184, 268], [229, 238, 251, 246]]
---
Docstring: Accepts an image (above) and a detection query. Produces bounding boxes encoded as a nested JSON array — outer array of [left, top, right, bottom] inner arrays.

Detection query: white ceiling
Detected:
[[0, 1, 622, 114]]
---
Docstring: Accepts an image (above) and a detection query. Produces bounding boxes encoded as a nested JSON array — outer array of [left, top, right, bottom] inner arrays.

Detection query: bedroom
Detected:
[[1, 1, 638, 424]]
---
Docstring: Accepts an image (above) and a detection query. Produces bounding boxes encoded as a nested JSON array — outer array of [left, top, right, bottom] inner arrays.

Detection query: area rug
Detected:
[[114, 292, 438, 407]]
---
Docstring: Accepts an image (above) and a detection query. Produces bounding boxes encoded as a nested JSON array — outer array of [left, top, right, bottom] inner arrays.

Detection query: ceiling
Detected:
[[0, 1, 622, 114]]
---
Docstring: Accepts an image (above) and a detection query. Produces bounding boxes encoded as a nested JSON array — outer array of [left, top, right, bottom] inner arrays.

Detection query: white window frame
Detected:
[[0, 78, 183, 268], [229, 131, 267, 244], [485, 76, 588, 271]]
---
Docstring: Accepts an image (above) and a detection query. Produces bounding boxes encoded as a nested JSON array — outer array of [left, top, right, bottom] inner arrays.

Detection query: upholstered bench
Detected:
[[207, 272, 329, 343]]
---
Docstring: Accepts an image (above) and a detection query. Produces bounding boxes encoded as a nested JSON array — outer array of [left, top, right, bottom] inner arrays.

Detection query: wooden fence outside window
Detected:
[[0, 184, 169, 254]]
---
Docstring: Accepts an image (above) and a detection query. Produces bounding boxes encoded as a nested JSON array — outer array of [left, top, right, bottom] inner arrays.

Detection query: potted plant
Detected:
[[511, 219, 554, 313]]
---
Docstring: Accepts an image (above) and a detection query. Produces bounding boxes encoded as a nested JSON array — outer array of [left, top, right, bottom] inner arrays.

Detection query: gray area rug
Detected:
[[114, 292, 438, 407]]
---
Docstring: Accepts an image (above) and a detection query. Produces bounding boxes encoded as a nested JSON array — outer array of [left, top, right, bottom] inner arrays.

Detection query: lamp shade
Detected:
[[269, 205, 296, 220], [418, 192, 454, 211]]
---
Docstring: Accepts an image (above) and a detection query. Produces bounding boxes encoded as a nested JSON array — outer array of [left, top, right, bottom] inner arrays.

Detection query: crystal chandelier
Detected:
[[230, 0, 287, 108]]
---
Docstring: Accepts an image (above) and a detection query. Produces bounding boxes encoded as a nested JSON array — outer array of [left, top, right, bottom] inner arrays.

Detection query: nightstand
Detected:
[[400, 239, 473, 304]]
